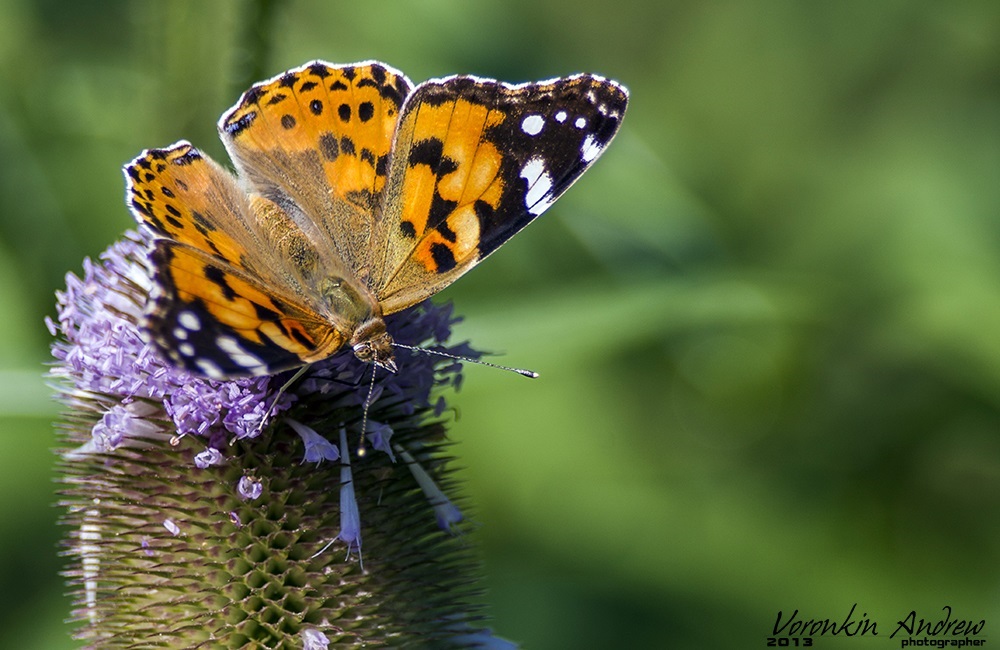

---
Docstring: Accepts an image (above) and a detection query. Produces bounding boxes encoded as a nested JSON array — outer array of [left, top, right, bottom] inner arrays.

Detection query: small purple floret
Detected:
[[300, 628, 330, 650], [237, 475, 263, 501], [194, 447, 224, 469], [287, 419, 340, 464], [337, 428, 362, 563]]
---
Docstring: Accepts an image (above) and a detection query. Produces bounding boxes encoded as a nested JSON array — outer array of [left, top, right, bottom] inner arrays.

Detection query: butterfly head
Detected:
[[351, 317, 397, 373]]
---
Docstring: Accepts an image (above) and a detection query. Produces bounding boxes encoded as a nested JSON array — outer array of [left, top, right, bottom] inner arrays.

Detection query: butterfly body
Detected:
[[125, 60, 627, 379]]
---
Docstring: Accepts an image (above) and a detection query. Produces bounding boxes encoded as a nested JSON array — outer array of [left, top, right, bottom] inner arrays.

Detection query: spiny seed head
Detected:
[[51, 230, 510, 647]]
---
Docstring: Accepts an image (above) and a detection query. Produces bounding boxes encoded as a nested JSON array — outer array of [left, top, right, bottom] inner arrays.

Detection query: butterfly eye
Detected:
[[352, 340, 397, 373], [352, 341, 373, 360]]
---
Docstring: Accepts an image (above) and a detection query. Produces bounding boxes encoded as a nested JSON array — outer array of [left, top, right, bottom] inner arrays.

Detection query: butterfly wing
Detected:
[[125, 142, 259, 268], [371, 73, 628, 313], [218, 60, 414, 284], [124, 142, 348, 377], [145, 241, 346, 378]]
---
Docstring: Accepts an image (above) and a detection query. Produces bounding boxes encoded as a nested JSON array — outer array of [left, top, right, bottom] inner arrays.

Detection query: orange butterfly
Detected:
[[125, 61, 627, 378]]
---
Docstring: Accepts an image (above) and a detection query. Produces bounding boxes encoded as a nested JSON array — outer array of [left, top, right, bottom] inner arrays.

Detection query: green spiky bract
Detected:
[[59, 415, 481, 648]]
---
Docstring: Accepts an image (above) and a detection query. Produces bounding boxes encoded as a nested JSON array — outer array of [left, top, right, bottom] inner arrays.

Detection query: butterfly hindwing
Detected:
[[373, 74, 628, 313], [144, 241, 346, 378]]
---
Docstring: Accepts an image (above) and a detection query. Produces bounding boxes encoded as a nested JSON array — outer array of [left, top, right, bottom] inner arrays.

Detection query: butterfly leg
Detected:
[[254, 364, 313, 437]]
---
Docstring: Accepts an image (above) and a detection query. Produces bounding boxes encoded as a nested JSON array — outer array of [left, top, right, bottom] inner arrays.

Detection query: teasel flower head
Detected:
[[50, 229, 514, 647]]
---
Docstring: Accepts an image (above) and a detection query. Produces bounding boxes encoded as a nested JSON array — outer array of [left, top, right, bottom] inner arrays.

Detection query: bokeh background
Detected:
[[2, 0, 997, 647]]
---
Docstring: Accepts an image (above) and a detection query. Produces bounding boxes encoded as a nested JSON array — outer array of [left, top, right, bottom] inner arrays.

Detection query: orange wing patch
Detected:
[[125, 143, 250, 266], [373, 74, 627, 315], [220, 61, 413, 214], [388, 97, 508, 277]]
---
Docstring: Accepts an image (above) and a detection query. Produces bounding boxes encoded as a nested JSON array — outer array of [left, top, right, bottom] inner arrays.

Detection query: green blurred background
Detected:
[[2, 0, 997, 647]]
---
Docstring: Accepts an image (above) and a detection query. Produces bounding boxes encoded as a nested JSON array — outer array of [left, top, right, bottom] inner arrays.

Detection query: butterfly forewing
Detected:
[[373, 74, 628, 313], [219, 60, 414, 282], [125, 143, 258, 268]]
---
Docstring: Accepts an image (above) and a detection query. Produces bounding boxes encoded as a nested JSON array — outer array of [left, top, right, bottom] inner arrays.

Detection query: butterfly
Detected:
[[124, 60, 628, 379]]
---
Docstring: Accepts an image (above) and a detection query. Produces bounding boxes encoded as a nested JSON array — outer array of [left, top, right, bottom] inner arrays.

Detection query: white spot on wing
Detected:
[[178, 311, 200, 332], [521, 114, 544, 136], [179, 342, 195, 357], [216, 335, 264, 369], [520, 157, 545, 185], [574, 117, 587, 129], [581, 134, 603, 162], [520, 156, 554, 216], [195, 359, 225, 379], [173, 327, 188, 341]]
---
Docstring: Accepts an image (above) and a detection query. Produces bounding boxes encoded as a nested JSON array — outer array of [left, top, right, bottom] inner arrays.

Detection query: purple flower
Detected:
[[237, 474, 262, 500], [163, 519, 180, 536], [400, 448, 464, 533], [300, 628, 330, 650], [365, 421, 395, 460], [287, 419, 339, 464], [90, 403, 164, 453], [447, 625, 519, 649], [50, 231, 478, 535], [337, 427, 362, 564], [193, 447, 224, 468]]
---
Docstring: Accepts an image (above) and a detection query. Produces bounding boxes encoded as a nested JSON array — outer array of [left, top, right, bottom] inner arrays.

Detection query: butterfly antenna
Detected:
[[392, 342, 539, 378], [357, 362, 378, 457]]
